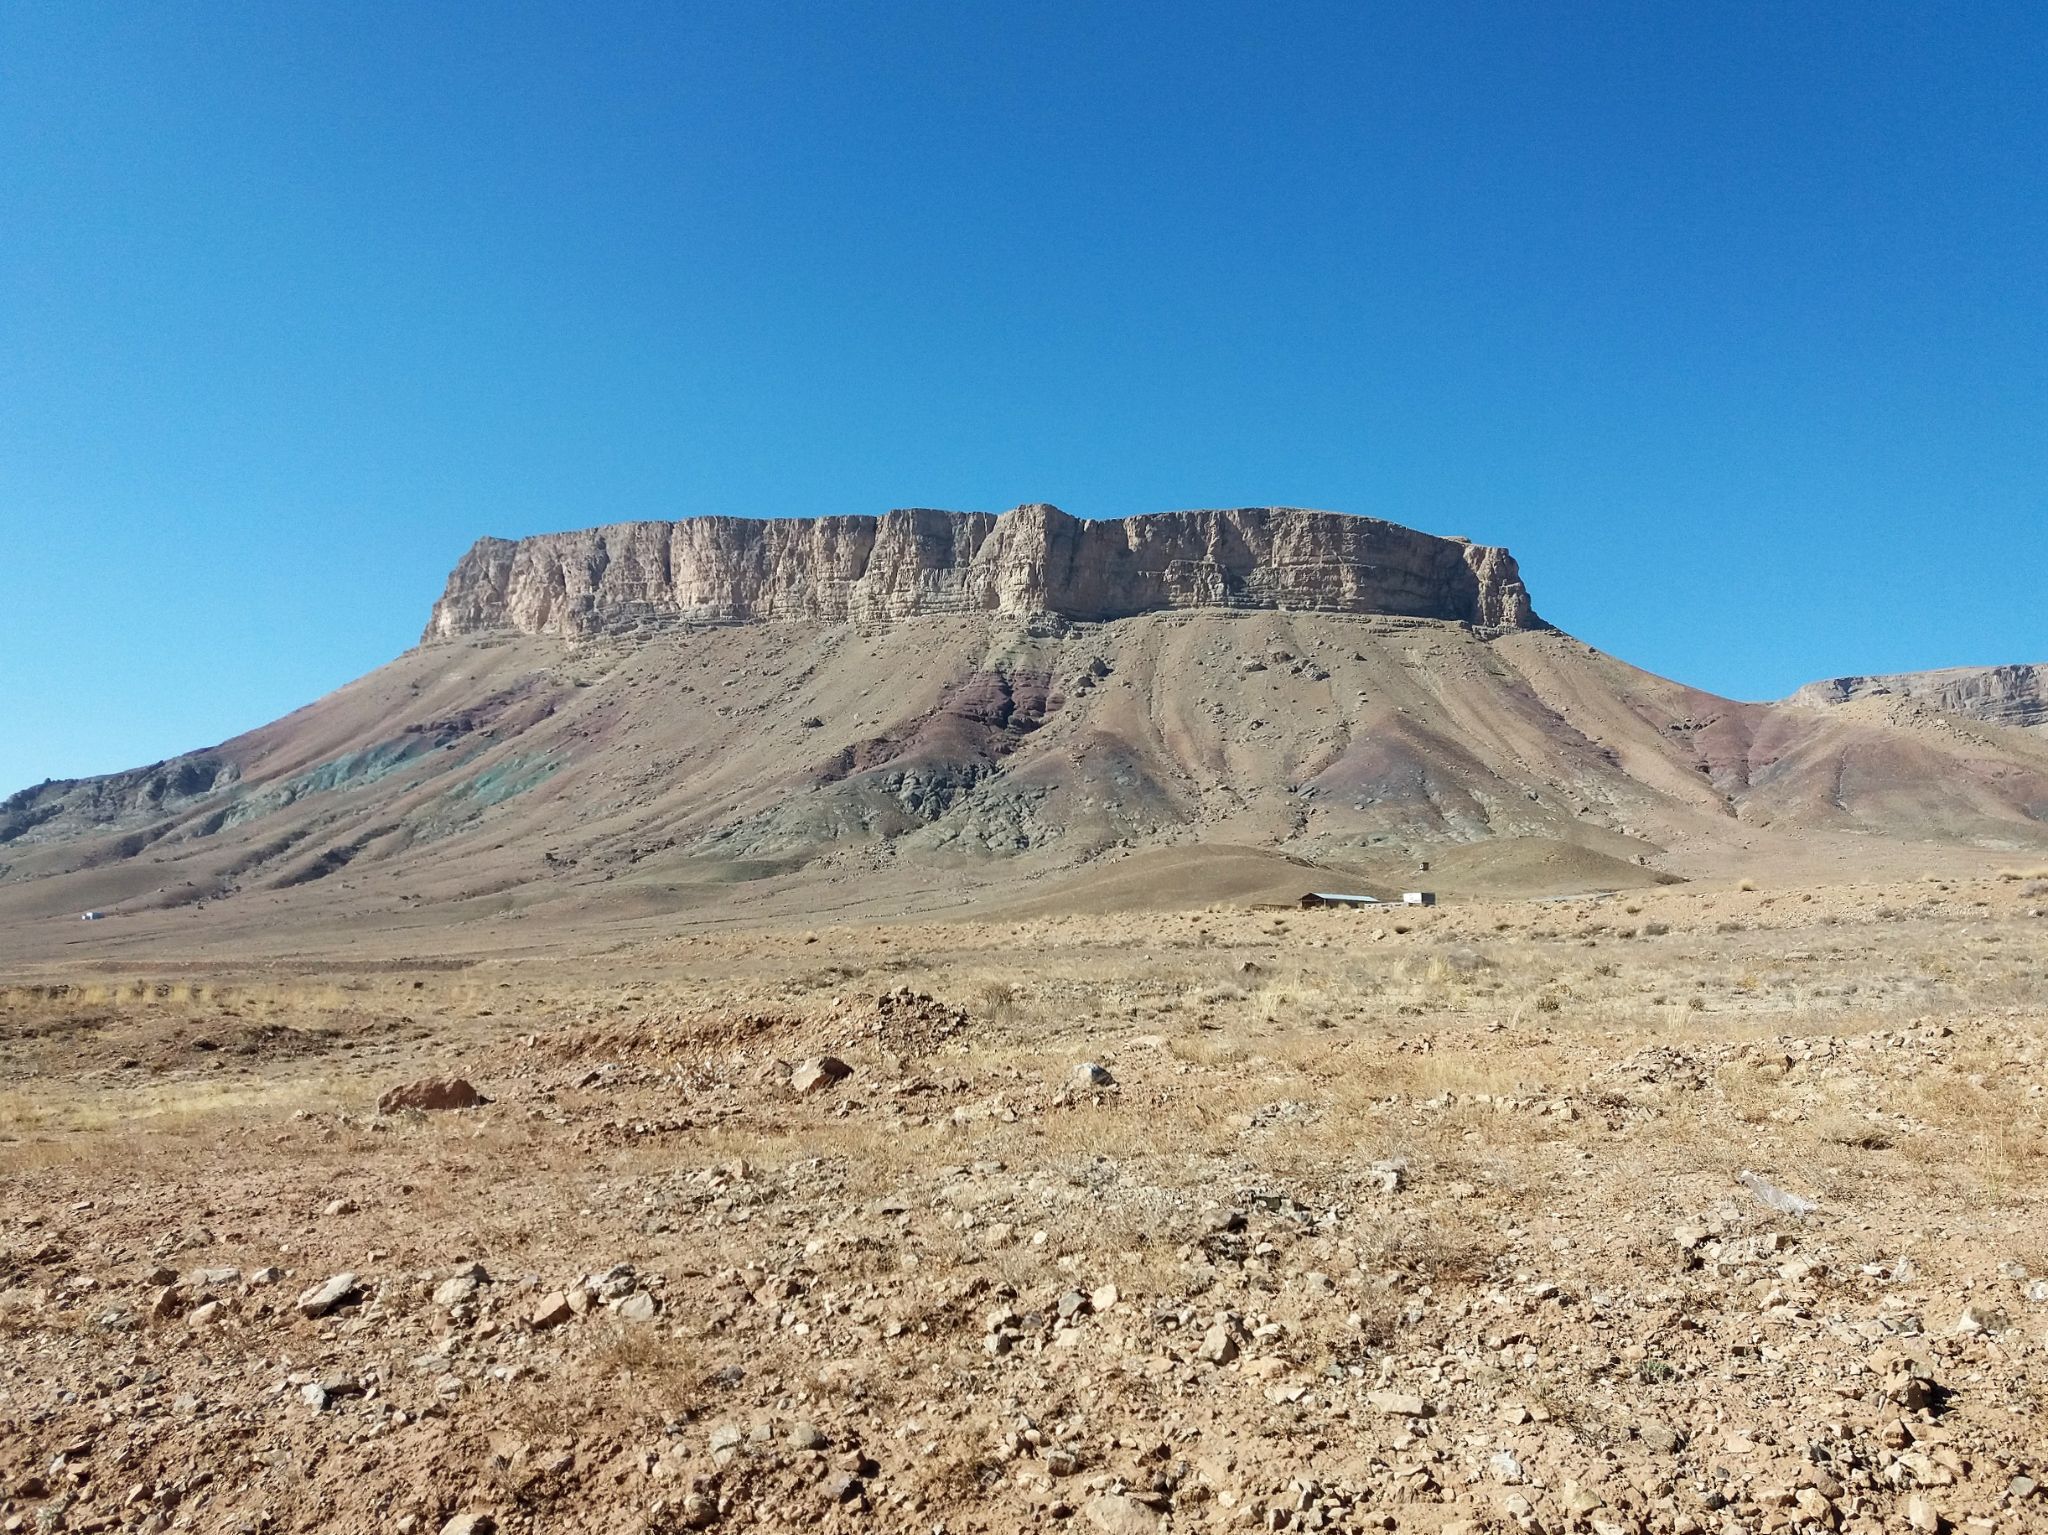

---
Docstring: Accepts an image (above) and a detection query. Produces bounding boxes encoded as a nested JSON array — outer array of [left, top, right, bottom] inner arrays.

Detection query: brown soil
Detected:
[[3, 871, 2046, 1534]]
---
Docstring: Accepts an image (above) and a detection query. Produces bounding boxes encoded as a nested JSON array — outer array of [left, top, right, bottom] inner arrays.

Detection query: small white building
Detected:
[[1401, 891, 1436, 907]]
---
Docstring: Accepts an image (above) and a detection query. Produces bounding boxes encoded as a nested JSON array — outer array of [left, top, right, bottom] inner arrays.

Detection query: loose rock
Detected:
[[791, 1056, 852, 1094], [378, 1077, 489, 1114], [296, 1272, 359, 1319]]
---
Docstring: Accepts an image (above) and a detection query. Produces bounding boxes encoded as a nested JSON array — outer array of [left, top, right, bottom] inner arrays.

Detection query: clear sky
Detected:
[[4, 2, 2043, 798]]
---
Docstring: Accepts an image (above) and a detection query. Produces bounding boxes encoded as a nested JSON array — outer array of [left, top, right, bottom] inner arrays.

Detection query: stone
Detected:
[[1081, 1493, 1163, 1534], [377, 1077, 488, 1114], [1197, 1324, 1238, 1364], [300, 1382, 329, 1411], [439, 1517, 495, 1535], [1639, 1419, 1684, 1453], [1074, 1062, 1116, 1089], [819, 1471, 863, 1503], [1954, 1302, 2009, 1336], [1561, 1483, 1604, 1516], [615, 1292, 659, 1323], [1886, 1367, 1939, 1412], [434, 1268, 486, 1310], [788, 1422, 827, 1451], [1091, 1282, 1120, 1312], [1366, 1390, 1431, 1418], [791, 1057, 852, 1095], [1904, 1495, 1940, 1533], [296, 1272, 359, 1319], [530, 1293, 573, 1330], [1794, 1488, 1835, 1523]]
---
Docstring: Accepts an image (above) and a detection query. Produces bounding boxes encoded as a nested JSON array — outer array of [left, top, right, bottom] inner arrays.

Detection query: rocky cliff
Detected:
[[1790, 664, 2048, 731], [423, 504, 1541, 640]]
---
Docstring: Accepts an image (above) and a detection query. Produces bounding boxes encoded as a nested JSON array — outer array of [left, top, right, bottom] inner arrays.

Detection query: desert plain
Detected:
[[5, 862, 2047, 1535]]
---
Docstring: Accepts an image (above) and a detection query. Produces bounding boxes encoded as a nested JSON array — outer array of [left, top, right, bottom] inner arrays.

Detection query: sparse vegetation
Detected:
[[0, 873, 2042, 1530]]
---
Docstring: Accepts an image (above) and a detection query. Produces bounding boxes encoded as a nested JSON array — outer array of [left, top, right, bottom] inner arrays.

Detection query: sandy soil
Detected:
[[3, 870, 2047, 1534]]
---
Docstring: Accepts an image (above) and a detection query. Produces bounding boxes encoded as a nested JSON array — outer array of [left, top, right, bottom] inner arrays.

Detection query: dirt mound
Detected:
[[1407, 836, 1682, 898], [986, 845, 1355, 917]]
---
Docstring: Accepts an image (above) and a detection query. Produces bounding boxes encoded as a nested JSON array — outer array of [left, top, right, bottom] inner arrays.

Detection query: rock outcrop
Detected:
[[423, 504, 1540, 640], [1790, 664, 2048, 731]]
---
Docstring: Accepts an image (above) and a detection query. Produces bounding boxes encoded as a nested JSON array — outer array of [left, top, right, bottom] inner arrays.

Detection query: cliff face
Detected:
[[423, 504, 1541, 640], [1790, 664, 2048, 731]]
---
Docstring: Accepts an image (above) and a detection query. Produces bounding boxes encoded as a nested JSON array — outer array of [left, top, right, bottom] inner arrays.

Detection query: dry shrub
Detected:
[[973, 979, 1020, 1025], [1168, 1032, 1247, 1067], [585, 1324, 703, 1428], [1363, 1214, 1498, 1288], [1813, 1109, 1894, 1151]]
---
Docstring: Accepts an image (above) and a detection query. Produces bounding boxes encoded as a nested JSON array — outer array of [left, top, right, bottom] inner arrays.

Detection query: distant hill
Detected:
[[1790, 664, 2047, 732]]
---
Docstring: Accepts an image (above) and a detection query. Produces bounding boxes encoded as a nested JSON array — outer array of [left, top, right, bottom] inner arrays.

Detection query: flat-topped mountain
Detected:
[[6, 505, 2048, 959], [424, 504, 1540, 639], [1791, 664, 2048, 731]]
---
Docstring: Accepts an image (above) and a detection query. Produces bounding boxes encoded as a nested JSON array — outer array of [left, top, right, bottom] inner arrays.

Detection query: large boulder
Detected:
[[377, 1077, 488, 1114]]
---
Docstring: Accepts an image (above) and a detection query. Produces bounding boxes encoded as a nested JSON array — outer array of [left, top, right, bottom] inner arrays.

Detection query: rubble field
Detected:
[[2, 873, 2046, 1534]]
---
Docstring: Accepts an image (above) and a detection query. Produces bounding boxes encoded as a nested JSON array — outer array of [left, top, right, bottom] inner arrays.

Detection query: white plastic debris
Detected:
[[1737, 1170, 1818, 1218]]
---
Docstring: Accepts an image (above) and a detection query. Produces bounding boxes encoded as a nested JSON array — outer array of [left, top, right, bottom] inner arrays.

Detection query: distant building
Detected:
[[1299, 892, 1382, 909], [1402, 891, 1436, 906], [80, 910, 104, 921]]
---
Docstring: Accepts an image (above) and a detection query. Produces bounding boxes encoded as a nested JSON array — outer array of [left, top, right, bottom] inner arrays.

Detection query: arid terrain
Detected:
[[6, 509, 2047, 956], [4, 508, 2046, 1534], [5, 869, 2048, 1535]]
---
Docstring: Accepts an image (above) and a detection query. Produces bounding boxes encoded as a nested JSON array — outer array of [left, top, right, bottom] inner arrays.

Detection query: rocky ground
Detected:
[[2, 872, 2047, 1534]]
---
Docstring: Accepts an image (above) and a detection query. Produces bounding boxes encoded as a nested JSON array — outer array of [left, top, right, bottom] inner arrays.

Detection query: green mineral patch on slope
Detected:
[[401, 754, 564, 841], [454, 754, 562, 809], [216, 738, 450, 830]]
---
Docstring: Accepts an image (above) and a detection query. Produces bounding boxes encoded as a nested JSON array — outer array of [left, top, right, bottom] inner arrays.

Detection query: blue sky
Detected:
[[4, 2, 2043, 798]]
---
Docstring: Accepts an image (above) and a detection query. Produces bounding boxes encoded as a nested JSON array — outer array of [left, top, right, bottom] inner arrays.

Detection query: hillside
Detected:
[[5, 506, 2047, 961]]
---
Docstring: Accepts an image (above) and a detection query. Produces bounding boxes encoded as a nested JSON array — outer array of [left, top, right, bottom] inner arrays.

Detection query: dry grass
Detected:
[[0, 872, 2042, 1533]]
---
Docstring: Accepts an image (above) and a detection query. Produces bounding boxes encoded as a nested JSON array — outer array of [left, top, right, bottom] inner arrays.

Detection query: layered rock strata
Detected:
[[1791, 664, 2048, 731], [423, 504, 1540, 640]]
